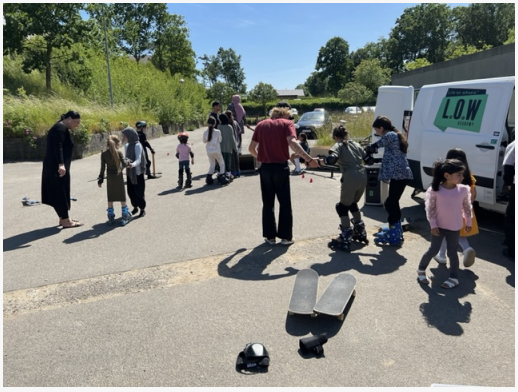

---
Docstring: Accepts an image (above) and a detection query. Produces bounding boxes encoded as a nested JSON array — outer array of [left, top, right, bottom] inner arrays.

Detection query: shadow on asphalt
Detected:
[[310, 246, 408, 277], [417, 267, 478, 336], [217, 244, 297, 281], [285, 296, 355, 338], [3, 226, 61, 252], [62, 222, 119, 244]]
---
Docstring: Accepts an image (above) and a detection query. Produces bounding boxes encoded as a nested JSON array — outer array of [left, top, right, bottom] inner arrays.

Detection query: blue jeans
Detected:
[[259, 162, 293, 240]]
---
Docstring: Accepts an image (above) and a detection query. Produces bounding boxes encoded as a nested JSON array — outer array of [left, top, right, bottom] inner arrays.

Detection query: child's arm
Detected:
[[425, 188, 439, 236], [98, 154, 106, 187], [462, 186, 473, 232]]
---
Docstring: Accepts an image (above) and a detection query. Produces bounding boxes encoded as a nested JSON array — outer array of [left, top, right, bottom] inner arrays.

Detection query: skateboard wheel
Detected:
[[338, 314, 345, 321], [311, 313, 317, 318], [288, 311, 294, 316]]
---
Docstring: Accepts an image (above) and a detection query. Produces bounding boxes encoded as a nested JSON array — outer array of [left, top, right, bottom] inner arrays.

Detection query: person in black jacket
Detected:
[[41, 111, 84, 228], [136, 120, 156, 179]]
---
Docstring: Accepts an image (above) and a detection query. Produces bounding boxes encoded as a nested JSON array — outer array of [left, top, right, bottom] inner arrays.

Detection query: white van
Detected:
[[372, 76, 515, 213]]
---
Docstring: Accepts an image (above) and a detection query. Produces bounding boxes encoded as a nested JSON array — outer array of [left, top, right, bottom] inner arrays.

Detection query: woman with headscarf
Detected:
[[122, 127, 148, 218], [41, 111, 83, 228], [227, 94, 251, 153]]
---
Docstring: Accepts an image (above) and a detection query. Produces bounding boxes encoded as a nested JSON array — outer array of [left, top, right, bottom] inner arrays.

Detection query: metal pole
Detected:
[[102, 5, 114, 107]]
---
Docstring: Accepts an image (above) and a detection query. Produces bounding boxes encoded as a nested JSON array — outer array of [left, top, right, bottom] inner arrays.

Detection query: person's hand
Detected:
[[98, 183, 102, 188], [191, 159, 194, 165], [151, 149, 155, 154], [464, 226, 472, 233], [306, 158, 320, 168], [431, 227, 440, 236], [58, 164, 66, 177]]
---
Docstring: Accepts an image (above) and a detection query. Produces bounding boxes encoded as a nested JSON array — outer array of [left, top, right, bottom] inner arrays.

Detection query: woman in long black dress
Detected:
[[41, 111, 83, 228]]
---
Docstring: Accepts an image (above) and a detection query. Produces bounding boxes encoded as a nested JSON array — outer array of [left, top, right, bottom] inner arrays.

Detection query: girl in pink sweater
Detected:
[[417, 159, 472, 289]]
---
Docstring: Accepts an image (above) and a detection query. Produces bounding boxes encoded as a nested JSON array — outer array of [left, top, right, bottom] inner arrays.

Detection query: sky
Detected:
[[166, 2, 468, 91]]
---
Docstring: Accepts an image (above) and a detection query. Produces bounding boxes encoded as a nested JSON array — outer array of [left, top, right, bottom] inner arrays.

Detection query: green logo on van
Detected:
[[434, 88, 488, 132]]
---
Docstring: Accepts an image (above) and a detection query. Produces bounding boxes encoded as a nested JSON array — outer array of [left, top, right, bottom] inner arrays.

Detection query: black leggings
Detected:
[[385, 179, 407, 225], [127, 174, 146, 210]]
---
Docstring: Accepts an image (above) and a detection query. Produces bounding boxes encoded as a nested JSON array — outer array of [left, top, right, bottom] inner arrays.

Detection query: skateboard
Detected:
[[313, 273, 356, 321], [288, 269, 319, 317]]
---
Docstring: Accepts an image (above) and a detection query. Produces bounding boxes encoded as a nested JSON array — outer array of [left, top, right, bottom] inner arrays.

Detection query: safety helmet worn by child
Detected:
[[177, 132, 189, 143], [136, 120, 147, 129]]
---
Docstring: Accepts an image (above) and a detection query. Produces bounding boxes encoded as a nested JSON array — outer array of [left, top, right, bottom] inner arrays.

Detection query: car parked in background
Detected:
[[294, 110, 332, 139], [344, 106, 362, 115], [361, 106, 376, 113]]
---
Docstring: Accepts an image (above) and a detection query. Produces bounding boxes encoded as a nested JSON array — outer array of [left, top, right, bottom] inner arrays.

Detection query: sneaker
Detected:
[[463, 247, 476, 268], [434, 254, 447, 264], [291, 170, 302, 175], [280, 239, 294, 246], [131, 207, 139, 215], [264, 238, 276, 245], [138, 209, 146, 218]]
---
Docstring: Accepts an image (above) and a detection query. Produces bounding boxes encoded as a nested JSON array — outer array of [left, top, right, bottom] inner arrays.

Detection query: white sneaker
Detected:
[[264, 238, 276, 245], [463, 247, 476, 268], [434, 254, 447, 264], [280, 239, 294, 246]]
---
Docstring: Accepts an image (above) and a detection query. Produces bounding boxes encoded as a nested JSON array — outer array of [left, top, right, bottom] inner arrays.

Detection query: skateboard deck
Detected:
[[313, 273, 356, 320], [288, 269, 319, 317]]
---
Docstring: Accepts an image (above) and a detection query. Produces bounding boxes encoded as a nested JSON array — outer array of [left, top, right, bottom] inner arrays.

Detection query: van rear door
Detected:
[[416, 78, 514, 211], [372, 86, 414, 161]]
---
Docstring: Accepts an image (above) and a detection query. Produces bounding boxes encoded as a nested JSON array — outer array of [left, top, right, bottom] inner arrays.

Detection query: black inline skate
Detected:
[[351, 219, 369, 245], [328, 225, 353, 252]]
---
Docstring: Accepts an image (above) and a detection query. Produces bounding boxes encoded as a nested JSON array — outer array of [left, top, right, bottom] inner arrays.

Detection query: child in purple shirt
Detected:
[[176, 132, 194, 189], [417, 159, 472, 289]]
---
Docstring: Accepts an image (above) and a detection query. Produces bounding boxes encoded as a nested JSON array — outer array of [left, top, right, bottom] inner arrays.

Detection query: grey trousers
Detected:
[[418, 228, 460, 279]]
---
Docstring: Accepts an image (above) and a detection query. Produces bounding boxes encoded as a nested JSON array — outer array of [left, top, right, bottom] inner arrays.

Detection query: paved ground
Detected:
[[3, 126, 515, 387]]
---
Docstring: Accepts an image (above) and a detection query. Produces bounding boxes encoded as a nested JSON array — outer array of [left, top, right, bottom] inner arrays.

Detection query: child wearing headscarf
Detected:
[[122, 127, 148, 218]]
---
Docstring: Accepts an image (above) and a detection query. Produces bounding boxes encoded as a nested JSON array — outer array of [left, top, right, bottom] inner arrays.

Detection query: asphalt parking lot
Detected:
[[3, 126, 515, 387]]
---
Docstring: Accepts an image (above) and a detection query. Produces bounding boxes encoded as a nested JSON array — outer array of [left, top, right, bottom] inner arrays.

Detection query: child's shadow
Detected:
[[217, 245, 296, 281], [310, 246, 407, 277], [62, 222, 117, 244], [418, 267, 477, 336], [3, 226, 61, 252]]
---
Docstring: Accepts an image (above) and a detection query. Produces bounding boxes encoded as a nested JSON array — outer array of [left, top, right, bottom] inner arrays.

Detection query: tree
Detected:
[[350, 39, 390, 69], [405, 58, 432, 71], [352, 59, 391, 95], [387, 3, 453, 72], [3, 3, 87, 91], [206, 81, 235, 108], [248, 82, 278, 116], [454, 4, 515, 49], [315, 37, 352, 96], [151, 14, 196, 79], [504, 27, 515, 44], [111, 3, 169, 63], [199, 48, 246, 93], [337, 82, 374, 106], [304, 72, 328, 97]]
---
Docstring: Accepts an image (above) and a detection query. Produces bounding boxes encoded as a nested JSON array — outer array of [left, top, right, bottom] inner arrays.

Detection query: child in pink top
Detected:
[[417, 159, 472, 289], [175, 132, 194, 189]]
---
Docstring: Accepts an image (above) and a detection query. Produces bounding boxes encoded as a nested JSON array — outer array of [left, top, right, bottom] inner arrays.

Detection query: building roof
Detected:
[[276, 89, 305, 97]]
